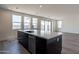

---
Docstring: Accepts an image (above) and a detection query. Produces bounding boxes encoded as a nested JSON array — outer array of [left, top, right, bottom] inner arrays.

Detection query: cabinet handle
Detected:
[[57, 38, 59, 42]]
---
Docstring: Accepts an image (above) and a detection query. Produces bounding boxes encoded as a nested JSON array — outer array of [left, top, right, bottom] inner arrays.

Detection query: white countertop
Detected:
[[18, 30, 62, 39]]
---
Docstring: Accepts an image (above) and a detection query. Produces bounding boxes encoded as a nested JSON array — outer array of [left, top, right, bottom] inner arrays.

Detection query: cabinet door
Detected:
[[17, 31, 28, 49], [36, 37, 46, 54], [47, 35, 62, 54], [47, 38, 57, 53], [28, 35, 36, 54], [56, 35, 62, 52]]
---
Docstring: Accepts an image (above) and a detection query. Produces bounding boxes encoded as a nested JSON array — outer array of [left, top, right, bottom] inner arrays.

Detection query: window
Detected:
[[45, 21, 48, 31], [12, 14, 55, 31], [52, 21, 54, 32], [45, 21, 51, 32], [32, 18, 38, 29], [24, 17, 31, 30], [12, 15, 22, 30], [41, 20, 45, 31], [48, 21, 51, 31], [57, 21, 62, 28], [41, 20, 51, 32], [57, 21, 62, 32]]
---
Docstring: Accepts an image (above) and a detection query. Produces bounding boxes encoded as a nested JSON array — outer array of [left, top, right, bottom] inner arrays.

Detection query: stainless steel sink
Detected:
[[26, 31, 34, 33]]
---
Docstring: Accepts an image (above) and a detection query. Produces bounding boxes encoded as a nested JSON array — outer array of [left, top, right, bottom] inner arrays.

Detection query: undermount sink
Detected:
[[26, 31, 34, 33]]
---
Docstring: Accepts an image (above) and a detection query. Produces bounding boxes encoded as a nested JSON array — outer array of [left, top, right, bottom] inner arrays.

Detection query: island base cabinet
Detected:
[[47, 35, 62, 54], [28, 35, 47, 54], [36, 37, 47, 54], [17, 31, 28, 50], [28, 35, 36, 54], [17, 31, 62, 54], [28, 35, 62, 54]]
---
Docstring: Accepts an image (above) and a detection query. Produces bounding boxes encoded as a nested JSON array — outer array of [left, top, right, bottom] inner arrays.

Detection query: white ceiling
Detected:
[[0, 4, 79, 20]]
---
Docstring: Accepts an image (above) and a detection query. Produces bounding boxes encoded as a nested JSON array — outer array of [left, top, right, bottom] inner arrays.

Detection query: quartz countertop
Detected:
[[18, 30, 62, 39]]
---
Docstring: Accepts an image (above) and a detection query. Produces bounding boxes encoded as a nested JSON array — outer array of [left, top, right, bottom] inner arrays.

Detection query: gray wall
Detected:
[[0, 9, 17, 41], [62, 16, 79, 34]]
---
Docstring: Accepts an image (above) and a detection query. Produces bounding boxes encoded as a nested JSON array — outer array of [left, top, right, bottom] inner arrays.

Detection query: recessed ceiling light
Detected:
[[40, 5, 43, 8]]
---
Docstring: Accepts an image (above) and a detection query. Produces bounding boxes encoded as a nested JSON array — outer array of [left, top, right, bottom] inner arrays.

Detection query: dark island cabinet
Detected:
[[17, 31, 28, 50], [28, 35, 46, 54], [17, 31, 62, 54], [17, 31, 47, 54], [47, 35, 62, 54], [28, 35, 36, 53]]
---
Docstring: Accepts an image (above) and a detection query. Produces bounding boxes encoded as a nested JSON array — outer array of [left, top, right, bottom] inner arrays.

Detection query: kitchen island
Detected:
[[17, 30, 62, 54]]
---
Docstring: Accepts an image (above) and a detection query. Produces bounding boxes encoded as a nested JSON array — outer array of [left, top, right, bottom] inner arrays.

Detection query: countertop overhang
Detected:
[[18, 30, 62, 39]]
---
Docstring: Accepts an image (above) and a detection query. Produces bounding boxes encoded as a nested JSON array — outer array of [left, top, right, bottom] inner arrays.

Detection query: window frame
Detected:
[[57, 20, 62, 29], [41, 20, 52, 32], [12, 14, 22, 30], [11, 14, 56, 32], [23, 16, 31, 30], [31, 17, 38, 30]]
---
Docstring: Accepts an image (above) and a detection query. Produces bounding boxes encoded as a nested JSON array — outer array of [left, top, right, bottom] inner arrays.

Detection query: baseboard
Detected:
[[62, 32, 79, 35]]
